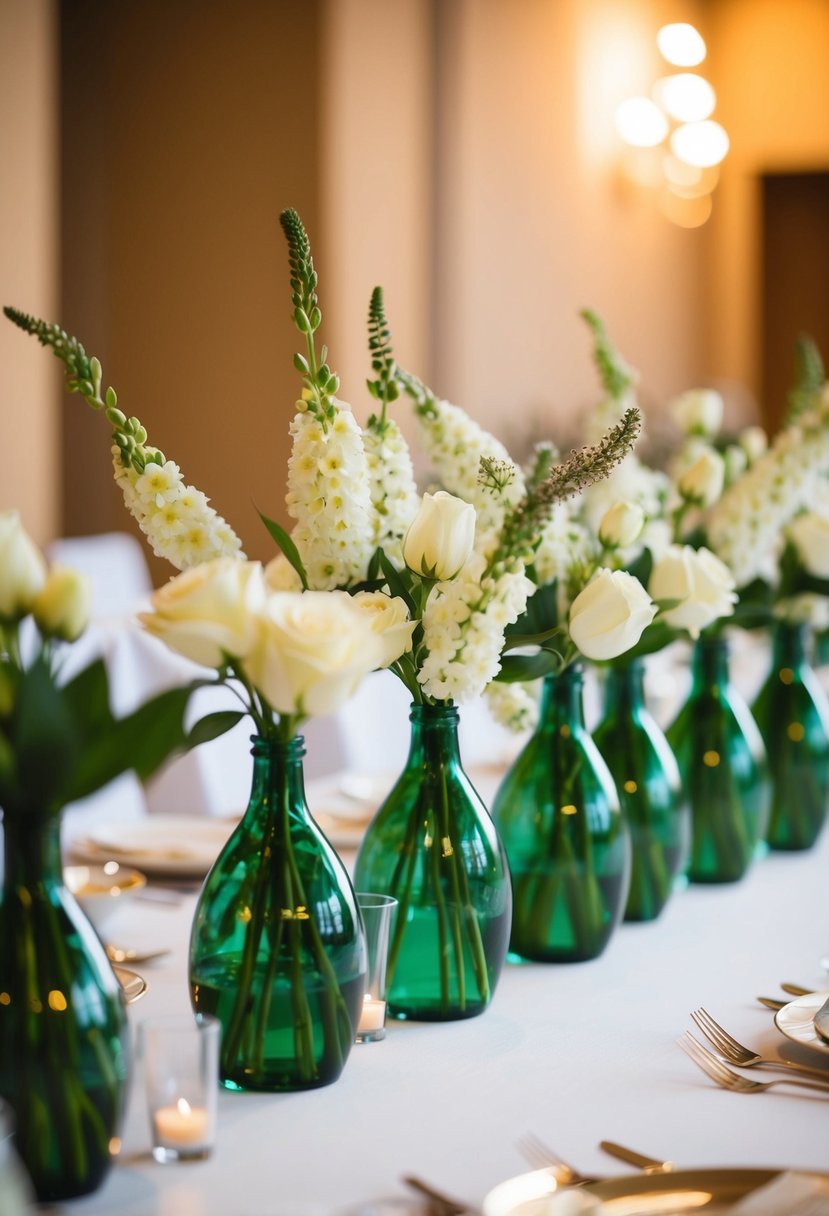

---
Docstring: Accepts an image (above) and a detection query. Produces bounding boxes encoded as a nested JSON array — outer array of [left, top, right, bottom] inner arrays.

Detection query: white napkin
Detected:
[[726, 1172, 829, 1215]]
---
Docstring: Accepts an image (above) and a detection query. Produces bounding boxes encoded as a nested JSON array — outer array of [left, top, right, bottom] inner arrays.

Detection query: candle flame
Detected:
[[176, 1097, 192, 1117]]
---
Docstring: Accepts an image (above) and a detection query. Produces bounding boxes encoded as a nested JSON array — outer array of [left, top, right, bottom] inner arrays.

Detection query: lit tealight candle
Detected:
[[358, 995, 386, 1035], [153, 1097, 209, 1149]]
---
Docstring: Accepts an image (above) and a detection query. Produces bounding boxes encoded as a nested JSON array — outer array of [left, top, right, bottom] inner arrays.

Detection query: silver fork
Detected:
[[678, 1032, 829, 1095], [516, 1133, 597, 1185], [691, 1007, 829, 1081]]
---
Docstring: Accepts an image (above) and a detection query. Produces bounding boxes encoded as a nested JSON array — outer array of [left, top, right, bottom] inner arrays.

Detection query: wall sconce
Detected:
[[614, 22, 728, 227]]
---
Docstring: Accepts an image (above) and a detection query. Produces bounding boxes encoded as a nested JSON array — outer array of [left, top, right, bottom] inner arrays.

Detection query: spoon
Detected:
[[106, 944, 170, 965]]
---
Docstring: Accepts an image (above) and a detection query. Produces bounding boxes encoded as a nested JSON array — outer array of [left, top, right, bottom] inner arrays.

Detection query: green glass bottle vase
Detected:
[[190, 735, 366, 1091], [353, 703, 511, 1021], [752, 621, 829, 850], [0, 811, 128, 1202], [594, 660, 689, 922], [667, 635, 770, 882], [491, 666, 630, 962]]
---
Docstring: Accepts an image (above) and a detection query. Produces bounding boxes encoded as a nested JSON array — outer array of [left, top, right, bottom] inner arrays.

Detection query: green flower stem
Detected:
[[384, 802, 422, 985]]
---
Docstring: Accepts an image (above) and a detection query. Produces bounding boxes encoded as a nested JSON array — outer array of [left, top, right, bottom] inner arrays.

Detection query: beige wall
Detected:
[[706, 0, 829, 408], [0, 0, 58, 544]]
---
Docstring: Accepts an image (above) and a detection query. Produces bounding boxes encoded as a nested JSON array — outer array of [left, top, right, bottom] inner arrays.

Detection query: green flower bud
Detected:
[[90, 356, 103, 397], [135, 425, 147, 444], [309, 306, 322, 331], [294, 307, 311, 333], [327, 374, 340, 395], [114, 432, 129, 449], [105, 385, 118, 409], [293, 352, 309, 374], [107, 407, 127, 428]]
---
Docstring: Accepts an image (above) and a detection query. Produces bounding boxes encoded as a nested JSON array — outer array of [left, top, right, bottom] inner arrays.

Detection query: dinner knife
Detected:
[[813, 993, 829, 1043]]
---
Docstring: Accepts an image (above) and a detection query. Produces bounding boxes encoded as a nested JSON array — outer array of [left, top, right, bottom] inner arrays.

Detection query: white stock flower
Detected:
[[774, 594, 829, 631], [648, 545, 737, 638], [139, 557, 266, 668], [415, 399, 525, 544], [568, 568, 656, 661], [678, 448, 725, 507], [485, 681, 540, 733], [242, 590, 387, 717], [363, 419, 419, 565], [112, 449, 244, 571], [598, 501, 645, 549], [723, 444, 748, 485], [285, 404, 374, 590], [533, 504, 591, 586], [0, 510, 47, 620], [739, 425, 768, 464], [789, 512, 829, 578], [670, 389, 723, 437], [403, 491, 476, 580], [350, 590, 416, 668], [32, 566, 91, 642], [264, 554, 303, 592]]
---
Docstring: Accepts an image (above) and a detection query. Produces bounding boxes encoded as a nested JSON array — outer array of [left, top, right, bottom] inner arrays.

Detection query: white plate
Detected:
[[775, 989, 829, 1053], [72, 815, 236, 877], [483, 1168, 829, 1216]]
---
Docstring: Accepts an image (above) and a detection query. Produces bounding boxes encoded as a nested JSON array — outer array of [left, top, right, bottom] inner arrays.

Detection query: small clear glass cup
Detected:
[[139, 1013, 220, 1163], [355, 893, 397, 1043], [0, 1100, 34, 1215]]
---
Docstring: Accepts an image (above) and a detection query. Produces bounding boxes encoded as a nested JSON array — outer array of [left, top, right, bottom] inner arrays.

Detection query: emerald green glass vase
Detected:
[[752, 622, 829, 850], [0, 811, 128, 1202], [353, 704, 511, 1021], [189, 736, 366, 1091], [594, 660, 689, 922], [491, 667, 630, 962], [667, 635, 770, 883]]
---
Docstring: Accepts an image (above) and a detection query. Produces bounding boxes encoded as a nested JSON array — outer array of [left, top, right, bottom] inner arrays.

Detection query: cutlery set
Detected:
[[679, 999, 829, 1096]]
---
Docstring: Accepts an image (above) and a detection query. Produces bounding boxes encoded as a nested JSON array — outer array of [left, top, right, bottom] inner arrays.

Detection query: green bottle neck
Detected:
[[406, 703, 462, 769], [539, 667, 586, 732], [603, 659, 646, 715], [247, 735, 309, 822], [771, 620, 808, 672], [690, 635, 731, 690], [2, 811, 63, 893]]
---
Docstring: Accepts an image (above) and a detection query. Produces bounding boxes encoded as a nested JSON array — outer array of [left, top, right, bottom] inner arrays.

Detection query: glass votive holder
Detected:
[[355, 893, 397, 1043], [139, 1013, 220, 1164]]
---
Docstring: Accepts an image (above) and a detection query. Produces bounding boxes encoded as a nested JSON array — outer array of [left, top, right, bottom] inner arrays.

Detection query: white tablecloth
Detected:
[[49, 766, 829, 1216]]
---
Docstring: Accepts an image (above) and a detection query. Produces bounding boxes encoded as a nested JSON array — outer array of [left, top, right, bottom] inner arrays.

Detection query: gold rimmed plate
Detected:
[[113, 965, 147, 1005], [774, 990, 829, 1054], [482, 1168, 829, 1216]]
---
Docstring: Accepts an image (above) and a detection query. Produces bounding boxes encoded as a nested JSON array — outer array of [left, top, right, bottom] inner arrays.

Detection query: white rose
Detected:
[[350, 591, 416, 667], [598, 501, 645, 549], [32, 566, 91, 642], [723, 444, 748, 484], [242, 591, 387, 717], [649, 545, 737, 638], [789, 512, 829, 579], [139, 557, 266, 668], [678, 448, 725, 508], [0, 510, 47, 620], [403, 491, 476, 580], [569, 568, 656, 661], [774, 594, 829, 631], [670, 389, 723, 437], [640, 519, 672, 561], [739, 424, 768, 464]]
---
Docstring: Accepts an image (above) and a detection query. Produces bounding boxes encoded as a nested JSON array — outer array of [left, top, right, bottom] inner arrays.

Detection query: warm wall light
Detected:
[[614, 97, 669, 147], [671, 120, 730, 168], [654, 74, 716, 123], [615, 21, 727, 225], [657, 23, 706, 67]]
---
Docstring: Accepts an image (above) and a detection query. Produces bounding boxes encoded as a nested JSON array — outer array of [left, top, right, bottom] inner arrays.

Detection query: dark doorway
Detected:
[[761, 171, 829, 432]]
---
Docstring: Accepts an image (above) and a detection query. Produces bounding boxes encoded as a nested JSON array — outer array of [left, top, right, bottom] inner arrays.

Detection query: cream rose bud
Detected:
[[242, 591, 388, 717], [0, 510, 47, 620], [670, 388, 723, 437], [403, 491, 476, 580], [648, 545, 737, 638], [739, 424, 768, 464], [351, 590, 416, 667], [678, 448, 725, 508], [789, 513, 829, 579], [598, 501, 645, 549], [32, 566, 91, 642], [139, 557, 266, 668], [569, 569, 656, 661]]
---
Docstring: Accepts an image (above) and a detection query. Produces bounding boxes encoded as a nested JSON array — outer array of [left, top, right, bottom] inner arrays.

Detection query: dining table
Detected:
[[47, 758, 829, 1216]]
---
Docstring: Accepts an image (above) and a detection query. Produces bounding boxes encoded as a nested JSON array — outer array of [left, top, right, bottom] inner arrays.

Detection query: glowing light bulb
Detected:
[[671, 120, 730, 168], [614, 97, 669, 148], [654, 74, 716, 123], [657, 23, 706, 67]]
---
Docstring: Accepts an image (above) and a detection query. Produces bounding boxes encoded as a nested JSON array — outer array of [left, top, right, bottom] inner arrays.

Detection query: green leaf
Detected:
[[377, 550, 417, 616], [257, 510, 308, 589], [12, 655, 76, 810], [501, 625, 566, 653], [187, 710, 246, 748], [61, 658, 114, 743], [495, 649, 564, 683], [506, 580, 560, 637]]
